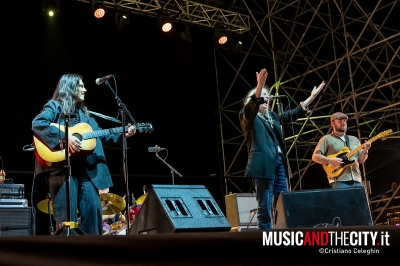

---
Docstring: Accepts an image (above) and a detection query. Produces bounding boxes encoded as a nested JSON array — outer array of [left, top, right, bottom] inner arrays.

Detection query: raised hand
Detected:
[[311, 81, 325, 98], [256, 68, 268, 88]]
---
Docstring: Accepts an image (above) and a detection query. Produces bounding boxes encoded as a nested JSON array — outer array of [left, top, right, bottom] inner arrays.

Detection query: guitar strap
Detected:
[[344, 135, 350, 148], [89, 110, 121, 123]]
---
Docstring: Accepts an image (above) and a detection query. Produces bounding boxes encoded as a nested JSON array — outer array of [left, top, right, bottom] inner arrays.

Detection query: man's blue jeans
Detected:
[[331, 180, 362, 188], [253, 155, 288, 230]]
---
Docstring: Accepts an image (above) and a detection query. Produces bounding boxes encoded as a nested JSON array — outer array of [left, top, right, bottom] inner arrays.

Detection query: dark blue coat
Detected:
[[32, 100, 120, 190], [240, 95, 306, 179]]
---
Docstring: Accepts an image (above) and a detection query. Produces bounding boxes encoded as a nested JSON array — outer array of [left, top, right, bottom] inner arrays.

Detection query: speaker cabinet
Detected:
[[225, 193, 257, 228], [0, 207, 35, 236], [274, 187, 372, 229], [129, 185, 231, 234]]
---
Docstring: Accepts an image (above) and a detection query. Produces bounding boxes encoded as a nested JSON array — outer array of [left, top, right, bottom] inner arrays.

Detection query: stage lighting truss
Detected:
[[75, 0, 250, 34], [92, 0, 107, 18], [43, 0, 59, 17]]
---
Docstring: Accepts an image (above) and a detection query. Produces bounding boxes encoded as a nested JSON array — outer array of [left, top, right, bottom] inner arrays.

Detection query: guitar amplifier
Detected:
[[0, 184, 24, 199], [225, 193, 258, 230]]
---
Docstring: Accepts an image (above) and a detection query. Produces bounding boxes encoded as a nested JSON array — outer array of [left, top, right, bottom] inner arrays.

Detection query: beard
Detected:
[[334, 124, 347, 133]]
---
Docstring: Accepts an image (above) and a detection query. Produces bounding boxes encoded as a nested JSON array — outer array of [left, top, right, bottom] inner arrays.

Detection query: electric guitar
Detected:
[[323, 129, 392, 180], [33, 122, 153, 168]]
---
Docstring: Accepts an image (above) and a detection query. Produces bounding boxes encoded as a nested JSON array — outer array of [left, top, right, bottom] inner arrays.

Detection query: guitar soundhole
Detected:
[[72, 133, 83, 141]]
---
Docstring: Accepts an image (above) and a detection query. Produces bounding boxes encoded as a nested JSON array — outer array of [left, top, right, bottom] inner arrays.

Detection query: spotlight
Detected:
[[231, 35, 243, 54], [162, 21, 172, 32], [115, 12, 129, 31], [214, 27, 228, 45], [91, 0, 106, 19], [158, 13, 173, 33], [43, 0, 59, 17]]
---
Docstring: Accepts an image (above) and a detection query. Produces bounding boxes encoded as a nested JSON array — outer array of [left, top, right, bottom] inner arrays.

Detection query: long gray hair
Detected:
[[51, 74, 89, 117], [243, 86, 270, 107], [243, 86, 275, 125]]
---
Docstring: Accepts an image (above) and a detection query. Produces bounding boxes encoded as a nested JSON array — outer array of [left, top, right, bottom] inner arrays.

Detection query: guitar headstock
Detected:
[[137, 123, 154, 133], [378, 129, 392, 138]]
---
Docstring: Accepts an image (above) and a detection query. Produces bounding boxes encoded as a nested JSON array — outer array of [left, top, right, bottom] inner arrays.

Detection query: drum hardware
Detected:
[[37, 193, 55, 234], [128, 193, 147, 225], [136, 193, 147, 205], [37, 198, 54, 215], [101, 192, 147, 235], [100, 193, 126, 215]]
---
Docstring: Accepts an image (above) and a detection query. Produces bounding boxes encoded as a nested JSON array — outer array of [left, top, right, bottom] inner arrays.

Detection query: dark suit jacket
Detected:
[[32, 100, 120, 190], [240, 95, 306, 179]]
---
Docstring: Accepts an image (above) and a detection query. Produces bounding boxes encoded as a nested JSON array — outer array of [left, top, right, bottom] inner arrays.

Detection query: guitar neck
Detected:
[[82, 126, 128, 140], [345, 134, 381, 159]]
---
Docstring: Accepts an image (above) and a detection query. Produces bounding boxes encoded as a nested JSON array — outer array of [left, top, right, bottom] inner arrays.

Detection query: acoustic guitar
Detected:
[[33, 122, 153, 168], [323, 129, 392, 180]]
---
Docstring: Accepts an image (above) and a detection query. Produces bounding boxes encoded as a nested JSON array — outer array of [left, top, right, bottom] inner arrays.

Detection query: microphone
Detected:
[[269, 95, 286, 99], [95, 75, 112, 85], [148, 146, 165, 152]]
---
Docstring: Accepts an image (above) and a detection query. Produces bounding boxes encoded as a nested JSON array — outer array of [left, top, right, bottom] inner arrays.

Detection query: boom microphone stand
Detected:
[[54, 114, 85, 236], [153, 146, 182, 184], [103, 77, 142, 233]]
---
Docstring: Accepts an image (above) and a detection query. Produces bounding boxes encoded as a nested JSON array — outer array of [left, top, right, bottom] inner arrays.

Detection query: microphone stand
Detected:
[[47, 193, 54, 235], [54, 114, 85, 236], [154, 151, 182, 185], [104, 79, 141, 233]]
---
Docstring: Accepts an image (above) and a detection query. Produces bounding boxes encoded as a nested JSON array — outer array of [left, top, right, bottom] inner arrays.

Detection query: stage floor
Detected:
[[1, 226, 400, 265]]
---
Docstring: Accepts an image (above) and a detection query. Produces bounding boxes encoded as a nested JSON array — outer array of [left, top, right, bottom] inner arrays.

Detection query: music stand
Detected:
[[54, 113, 86, 236]]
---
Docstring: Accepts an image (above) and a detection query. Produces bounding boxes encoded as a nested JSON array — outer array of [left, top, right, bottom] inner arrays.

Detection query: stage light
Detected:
[[91, 0, 106, 19], [115, 12, 129, 31], [43, 0, 59, 17], [162, 21, 172, 32], [231, 35, 243, 54], [158, 13, 173, 33], [214, 27, 228, 45]]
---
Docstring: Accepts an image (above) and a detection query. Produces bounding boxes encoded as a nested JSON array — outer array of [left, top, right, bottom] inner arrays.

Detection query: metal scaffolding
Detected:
[[213, 0, 400, 197], [74, 1, 400, 220]]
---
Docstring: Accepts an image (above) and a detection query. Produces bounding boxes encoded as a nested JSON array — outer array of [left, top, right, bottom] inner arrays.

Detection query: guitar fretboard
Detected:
[[82, 126, 128, 140]]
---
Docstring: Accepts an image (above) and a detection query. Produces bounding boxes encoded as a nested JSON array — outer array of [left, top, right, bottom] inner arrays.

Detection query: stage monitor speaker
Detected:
[[129, 184, 231, 234], [274, 186, 372, 229], [225, 193, 257, 228], [0, 207, 35, 236]]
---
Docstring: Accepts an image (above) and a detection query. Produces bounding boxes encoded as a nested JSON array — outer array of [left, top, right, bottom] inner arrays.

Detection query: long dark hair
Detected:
[[51, 74, 89, 117]]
